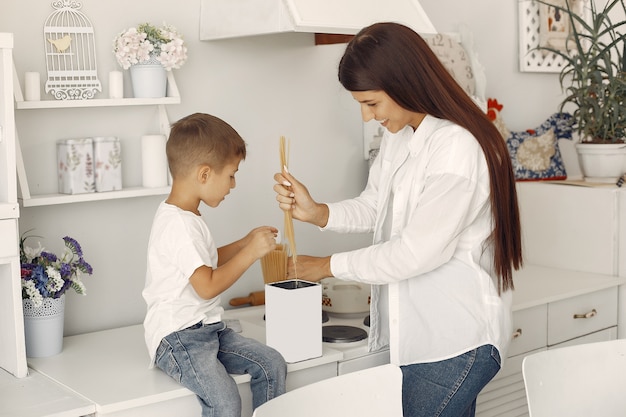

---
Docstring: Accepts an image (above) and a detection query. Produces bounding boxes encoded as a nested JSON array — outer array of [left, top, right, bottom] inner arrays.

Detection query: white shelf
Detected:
[[15, 96, 180, 109], [14, 70, 180, 109], [20, 186, 170, 207], [13, 66, 179, 207]]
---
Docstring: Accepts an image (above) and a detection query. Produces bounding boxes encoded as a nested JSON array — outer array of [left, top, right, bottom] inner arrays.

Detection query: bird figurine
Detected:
[[48, 35, 72, 52], [486, 98, 511, 140]]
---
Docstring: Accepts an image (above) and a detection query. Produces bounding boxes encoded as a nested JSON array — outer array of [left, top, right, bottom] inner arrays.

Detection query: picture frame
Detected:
[[518, 0, 589, 73]]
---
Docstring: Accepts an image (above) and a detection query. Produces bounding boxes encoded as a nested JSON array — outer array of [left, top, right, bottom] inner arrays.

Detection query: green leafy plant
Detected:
[[536, 0, 626, 143]]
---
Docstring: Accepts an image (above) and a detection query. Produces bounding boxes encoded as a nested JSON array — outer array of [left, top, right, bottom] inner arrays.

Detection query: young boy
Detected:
[[143, 113, 287, 417]]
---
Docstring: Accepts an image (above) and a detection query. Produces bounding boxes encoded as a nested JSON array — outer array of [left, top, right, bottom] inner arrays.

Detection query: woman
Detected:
[[274, 22, 522, 417]]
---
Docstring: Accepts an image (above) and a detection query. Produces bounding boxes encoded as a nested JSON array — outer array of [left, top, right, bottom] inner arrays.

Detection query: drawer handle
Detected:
[[512, 328, 523, 339], [573, 309, 597, 319]]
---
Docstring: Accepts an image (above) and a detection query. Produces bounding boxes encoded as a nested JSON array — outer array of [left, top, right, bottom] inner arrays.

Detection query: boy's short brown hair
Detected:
[[166, 113, 246, 178]]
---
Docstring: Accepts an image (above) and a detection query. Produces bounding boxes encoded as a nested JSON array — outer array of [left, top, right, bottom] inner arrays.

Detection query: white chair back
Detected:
[[522, 339, 626, 417], [252, 364, 403, 417]]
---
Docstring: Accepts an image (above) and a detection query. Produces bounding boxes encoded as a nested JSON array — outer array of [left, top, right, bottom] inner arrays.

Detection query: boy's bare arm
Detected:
[[191, 226, 278, 299], [216, 240, 245, 266], [217, 226, 278, 266]]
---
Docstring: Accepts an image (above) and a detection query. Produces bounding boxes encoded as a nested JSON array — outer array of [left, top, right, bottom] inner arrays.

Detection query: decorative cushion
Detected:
[[506, 113, 573, 181]]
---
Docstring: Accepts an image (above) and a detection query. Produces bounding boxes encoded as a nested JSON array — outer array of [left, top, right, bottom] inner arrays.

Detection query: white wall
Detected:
[[420, 0, 582, 176], [1, 0, 572, 336]]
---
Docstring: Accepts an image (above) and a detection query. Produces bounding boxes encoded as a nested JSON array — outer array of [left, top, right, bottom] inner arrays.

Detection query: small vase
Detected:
[[129, 56, 167, 98], [576, 143, 626, 183], [23, 294, 65, 358]]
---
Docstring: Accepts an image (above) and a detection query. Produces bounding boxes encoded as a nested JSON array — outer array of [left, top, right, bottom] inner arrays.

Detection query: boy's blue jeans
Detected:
[[401, 344, 502, 417], [155, 321, 287, 417]]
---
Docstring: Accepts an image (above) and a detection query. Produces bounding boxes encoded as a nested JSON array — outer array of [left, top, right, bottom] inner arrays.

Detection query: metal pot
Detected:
[[321, 278, 370, 314]]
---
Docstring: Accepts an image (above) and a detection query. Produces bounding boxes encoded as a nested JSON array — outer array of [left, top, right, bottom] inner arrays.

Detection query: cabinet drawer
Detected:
[[337, 349, 390, 375], [548, 287, 618, 346], [508, 305, 547, 357], [549, 326, 617, 350], [0, 219, 18, 258]]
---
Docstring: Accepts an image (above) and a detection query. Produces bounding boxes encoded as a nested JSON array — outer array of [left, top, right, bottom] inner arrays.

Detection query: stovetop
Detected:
[[223, 305, 372, 361]]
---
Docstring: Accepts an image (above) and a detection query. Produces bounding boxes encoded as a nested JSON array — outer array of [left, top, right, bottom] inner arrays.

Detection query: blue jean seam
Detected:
[[434, 348, 477, 417], [171, 330, 216, 410], [218, 344, 276, 402]]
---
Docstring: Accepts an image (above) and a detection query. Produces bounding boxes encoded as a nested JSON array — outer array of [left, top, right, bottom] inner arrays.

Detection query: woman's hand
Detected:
[[288, 255, 332, 282], [273, 168, 329, 228]]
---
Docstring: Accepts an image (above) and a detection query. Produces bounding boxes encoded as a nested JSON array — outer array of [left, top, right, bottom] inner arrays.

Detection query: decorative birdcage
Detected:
[[43, 0, 101, 100]]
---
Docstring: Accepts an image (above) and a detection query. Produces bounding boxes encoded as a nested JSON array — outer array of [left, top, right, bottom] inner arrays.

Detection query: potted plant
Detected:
[[20, 234, 93, 357], [112, 23, 187, 98], [537, 0, 626, 182]]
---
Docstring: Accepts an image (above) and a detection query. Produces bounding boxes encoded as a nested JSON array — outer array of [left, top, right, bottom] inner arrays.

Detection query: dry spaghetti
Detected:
[[260, 244, 288, 284], [279, 135, 298, 279]]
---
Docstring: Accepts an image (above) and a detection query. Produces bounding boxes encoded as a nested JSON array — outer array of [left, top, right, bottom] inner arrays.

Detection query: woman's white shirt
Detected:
[[324, 115, 513, 366]]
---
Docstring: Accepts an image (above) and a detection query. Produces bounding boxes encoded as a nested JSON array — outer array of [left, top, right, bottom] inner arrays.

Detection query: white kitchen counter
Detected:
[[25, 319, 343, 417], [2, 263, 624, 417], [512, 264, 626, 310], [0, 366, 94, 417]]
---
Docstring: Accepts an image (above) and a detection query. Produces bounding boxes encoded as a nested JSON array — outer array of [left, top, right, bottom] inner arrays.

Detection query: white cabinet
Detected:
[[476, 267, 622, 417], [13, 68, 180, 207], [516, 181, 626, 338], [0, 33, 26, 378], [474, 183, 626, 417], [548, 287, 617, 346], [507, 305, 547, 358]]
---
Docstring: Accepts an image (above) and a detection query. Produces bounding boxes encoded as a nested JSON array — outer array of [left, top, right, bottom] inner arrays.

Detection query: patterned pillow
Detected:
[[506, 113, 573, 181]]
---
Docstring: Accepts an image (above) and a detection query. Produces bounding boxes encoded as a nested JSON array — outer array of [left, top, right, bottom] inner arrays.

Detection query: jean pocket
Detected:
[[155, 340, 182, 383], [490, 345, 502, 368]]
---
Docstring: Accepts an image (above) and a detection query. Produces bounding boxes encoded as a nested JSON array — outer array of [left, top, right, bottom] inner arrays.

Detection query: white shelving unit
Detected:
[[12, 67, 180, 207], [0, 32, 27, 379]]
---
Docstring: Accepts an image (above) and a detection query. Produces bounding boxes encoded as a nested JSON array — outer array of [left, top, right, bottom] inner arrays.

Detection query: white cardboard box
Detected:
[[265, 280, 322, 363]]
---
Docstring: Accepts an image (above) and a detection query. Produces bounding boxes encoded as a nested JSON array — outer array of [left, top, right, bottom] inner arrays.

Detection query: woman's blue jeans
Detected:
[[401, 344, 502, 417], [155, 321, 287, 417]]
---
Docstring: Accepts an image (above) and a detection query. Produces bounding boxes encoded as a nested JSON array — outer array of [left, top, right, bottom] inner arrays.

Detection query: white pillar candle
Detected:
[[108, 71, 123, 99], [141, 134, 168, 188], [24, 72, 40, 101]]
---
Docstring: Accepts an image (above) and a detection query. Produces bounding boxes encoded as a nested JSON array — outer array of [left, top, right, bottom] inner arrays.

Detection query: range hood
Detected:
[[200, 0, 437, 41]]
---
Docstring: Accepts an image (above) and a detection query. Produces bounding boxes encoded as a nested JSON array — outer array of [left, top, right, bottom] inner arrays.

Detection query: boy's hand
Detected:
[[245, 226, 278, 259], [197, 227, 278, 300]]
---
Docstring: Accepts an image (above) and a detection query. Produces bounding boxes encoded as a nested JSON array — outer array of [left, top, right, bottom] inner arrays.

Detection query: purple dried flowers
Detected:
[[20, 234, 94, 307]]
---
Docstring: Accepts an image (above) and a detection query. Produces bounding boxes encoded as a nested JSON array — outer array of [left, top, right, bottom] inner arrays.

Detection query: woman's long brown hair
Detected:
[[339, 22, 522, 293]]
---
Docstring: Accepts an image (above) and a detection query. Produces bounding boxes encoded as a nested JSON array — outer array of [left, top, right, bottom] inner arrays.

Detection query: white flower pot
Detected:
[[23, 294, 65, 358], [576, 143, 626, 183], [129, 57, 167, 98]]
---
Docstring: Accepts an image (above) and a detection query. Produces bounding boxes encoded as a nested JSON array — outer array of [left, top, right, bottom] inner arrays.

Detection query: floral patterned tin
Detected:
[[93, 136, 122, 192], [57, 138, 95, 194]]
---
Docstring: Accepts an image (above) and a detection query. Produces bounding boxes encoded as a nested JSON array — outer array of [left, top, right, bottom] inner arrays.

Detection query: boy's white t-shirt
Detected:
[[143, 201, 224, 367]]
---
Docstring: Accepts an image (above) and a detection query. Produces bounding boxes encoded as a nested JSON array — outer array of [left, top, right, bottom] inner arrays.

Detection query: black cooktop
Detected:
[[322, 325, 367, 343]]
